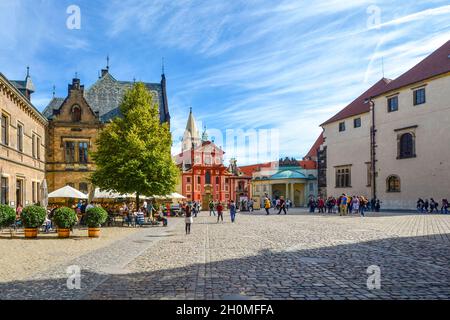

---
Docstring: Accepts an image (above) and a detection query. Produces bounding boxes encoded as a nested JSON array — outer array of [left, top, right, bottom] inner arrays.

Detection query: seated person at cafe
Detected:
[[154, 207, 168, 227]]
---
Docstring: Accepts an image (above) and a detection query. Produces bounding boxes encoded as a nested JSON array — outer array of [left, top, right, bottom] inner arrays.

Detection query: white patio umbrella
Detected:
[[92, 188, 137, 200], [40, 179, 48, 208], [48, 185, 88, 199], [167, 192, 186, 199]]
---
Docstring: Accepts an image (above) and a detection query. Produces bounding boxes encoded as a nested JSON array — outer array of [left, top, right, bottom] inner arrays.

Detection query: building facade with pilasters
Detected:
[[0, 71, 47, 208]]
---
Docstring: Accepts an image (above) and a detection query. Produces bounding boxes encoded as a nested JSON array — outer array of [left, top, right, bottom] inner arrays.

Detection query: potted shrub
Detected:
[[21, 205, 46, 239], [85, 207, 108, 238], [53, 207, 78, 238], [0, 204, 16, 237]]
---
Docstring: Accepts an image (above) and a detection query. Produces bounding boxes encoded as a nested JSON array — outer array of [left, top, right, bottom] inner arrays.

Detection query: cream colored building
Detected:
[[372, 42, 450, 209], [0, 71, 47, 208], [321, 40, 450, 210]]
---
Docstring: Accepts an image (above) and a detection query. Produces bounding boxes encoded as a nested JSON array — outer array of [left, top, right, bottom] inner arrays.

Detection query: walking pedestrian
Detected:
[[441, 199, 449, 214], [216, 202, 224, 223], [417, 198, 424, 213], [340, 194, 348, 216], [209, 200, 216, 216], [230, 200, 237, 223], [264, 196, 271, 215], [278, 196, 287, 215], [185, 204, 193, 235]]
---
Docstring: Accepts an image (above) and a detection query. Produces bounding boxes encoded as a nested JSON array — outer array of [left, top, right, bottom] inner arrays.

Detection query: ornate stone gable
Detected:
[[52, 78, 98, 124]]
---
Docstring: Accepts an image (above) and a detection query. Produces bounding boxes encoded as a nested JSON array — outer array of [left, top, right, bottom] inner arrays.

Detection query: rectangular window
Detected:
[[335, 166, 351, 188], [309, 183, 314, 192], [186, 184, 191, 192], [353, 118, 361, 128], [65, 141, 76, 163], [32, 182, 36, 203], [79, 182, 88, 194], [17, 124, 23, 152], [387, 96, 398, 112], [78, 142, 88, 164], [37, 182, 40, 202], [36, 136, 41, 159], [66, 182, 75, 188], [1, 177, 8, 205], [186, 177, 191, 183], [32, 134, 36, 158], [338, 122, 345, 132], [413, 88, 426, 105], [1, 114, 8, 145]]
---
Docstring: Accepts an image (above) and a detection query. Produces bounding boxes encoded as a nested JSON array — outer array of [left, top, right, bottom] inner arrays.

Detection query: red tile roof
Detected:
[[304, 132, 324, 159], [321, 78, 392, 126], [375, 40, 450, 96], [239, 162, 274, 176], [299, 160, 317, 169]]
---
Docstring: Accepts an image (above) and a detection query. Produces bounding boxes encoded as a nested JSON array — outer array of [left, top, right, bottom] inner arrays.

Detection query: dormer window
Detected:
[[71, 105, 81, 122]]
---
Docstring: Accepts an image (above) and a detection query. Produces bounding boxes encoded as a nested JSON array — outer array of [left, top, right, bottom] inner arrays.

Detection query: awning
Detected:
[[48, 185, 88, 199]]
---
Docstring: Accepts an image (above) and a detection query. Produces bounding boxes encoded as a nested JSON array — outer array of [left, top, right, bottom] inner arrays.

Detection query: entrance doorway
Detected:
[[16, 179, 24, 207]]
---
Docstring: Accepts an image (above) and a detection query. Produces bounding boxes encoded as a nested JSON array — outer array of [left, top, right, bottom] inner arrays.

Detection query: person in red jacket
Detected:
[[318, 197, 325, 213], [216, 202, 224, 223]]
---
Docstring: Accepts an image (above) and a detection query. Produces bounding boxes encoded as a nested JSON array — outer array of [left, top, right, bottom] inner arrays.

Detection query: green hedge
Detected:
[[0, 205, 16, 228], [86, 207, 108, 228], [53, 207, 78, 229], [21, 205, 46, 228]]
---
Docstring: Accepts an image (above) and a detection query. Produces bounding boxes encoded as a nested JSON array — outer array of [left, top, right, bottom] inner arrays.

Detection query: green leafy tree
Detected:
[[90, 82, 178, 206]]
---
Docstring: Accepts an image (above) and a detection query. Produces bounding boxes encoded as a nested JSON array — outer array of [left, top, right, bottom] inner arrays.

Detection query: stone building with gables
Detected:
[[42, 67, 170, 196]]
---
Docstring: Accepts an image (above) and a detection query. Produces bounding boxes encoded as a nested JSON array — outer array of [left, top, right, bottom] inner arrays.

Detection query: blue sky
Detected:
[[1, 0, 450, 165]]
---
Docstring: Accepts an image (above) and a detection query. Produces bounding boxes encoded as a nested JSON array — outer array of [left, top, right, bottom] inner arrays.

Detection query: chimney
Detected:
[[68, 78, 84, 94]]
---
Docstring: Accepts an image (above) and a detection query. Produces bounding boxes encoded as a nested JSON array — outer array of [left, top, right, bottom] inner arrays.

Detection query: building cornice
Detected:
[[0, 73, 48, 127]]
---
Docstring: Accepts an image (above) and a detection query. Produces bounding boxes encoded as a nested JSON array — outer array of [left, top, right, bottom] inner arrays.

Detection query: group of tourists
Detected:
[[417, 198, 449, 214], [182, 200, 238, 235], [307, 194, 380, 217]]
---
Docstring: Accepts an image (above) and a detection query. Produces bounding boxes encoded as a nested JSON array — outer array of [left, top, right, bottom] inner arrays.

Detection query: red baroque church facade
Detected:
[[175, 109, 251, 208]]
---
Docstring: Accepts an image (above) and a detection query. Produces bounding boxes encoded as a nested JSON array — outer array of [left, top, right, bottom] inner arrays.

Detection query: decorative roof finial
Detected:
[[162, 57, 165, 75], [202, 125, 208, 142], [52, 85, 55, 98], [189, 106, 192, 113], [75, 71, 78, 79], [106, 55, 110, 71], [26, 66, 30, 77]]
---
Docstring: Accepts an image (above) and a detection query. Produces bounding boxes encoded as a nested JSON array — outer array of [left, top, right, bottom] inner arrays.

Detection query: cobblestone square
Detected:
[[1, 209, 449, 300]]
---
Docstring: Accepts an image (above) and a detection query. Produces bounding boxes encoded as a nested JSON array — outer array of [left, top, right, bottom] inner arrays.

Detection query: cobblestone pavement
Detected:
[[1, 209, 450, 300]]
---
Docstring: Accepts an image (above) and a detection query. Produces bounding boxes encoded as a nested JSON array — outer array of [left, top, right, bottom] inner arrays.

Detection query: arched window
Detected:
[[387, 175, 400, 192], [399, 133, 413, 158], [71, 105, 81, 122], [205, 171, 211, 184]]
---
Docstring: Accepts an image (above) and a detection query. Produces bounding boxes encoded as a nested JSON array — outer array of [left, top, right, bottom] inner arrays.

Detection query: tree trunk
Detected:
[[136, 193, 140, 210]]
